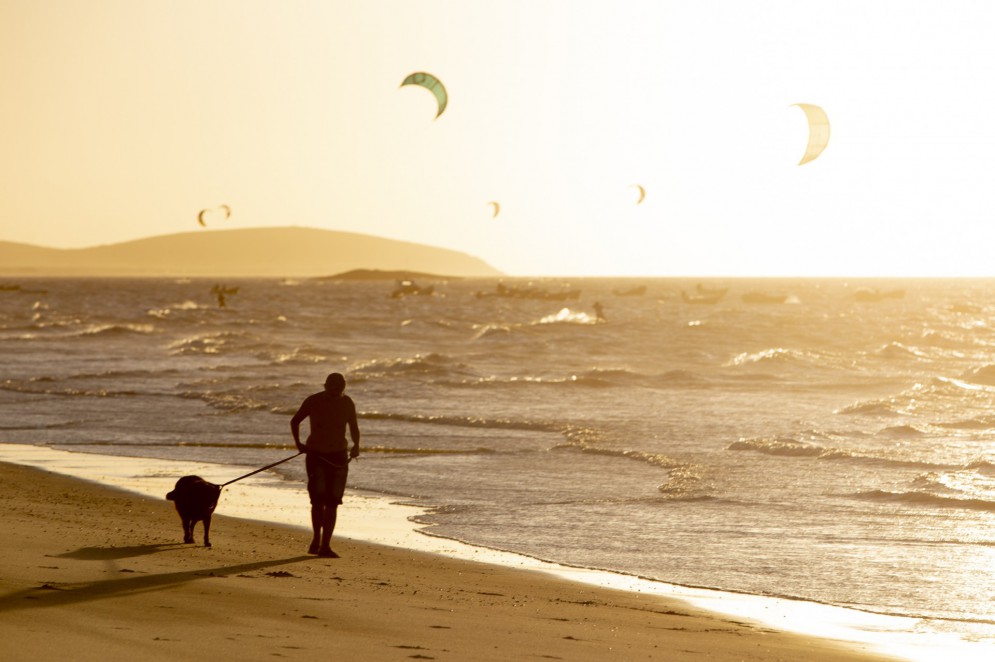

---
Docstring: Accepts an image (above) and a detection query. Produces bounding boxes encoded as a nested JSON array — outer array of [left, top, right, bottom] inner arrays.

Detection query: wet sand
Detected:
[[0, 460, 899, 662]]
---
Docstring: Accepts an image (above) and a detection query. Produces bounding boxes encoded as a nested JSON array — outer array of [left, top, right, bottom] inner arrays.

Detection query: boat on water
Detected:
[[741, 292, 788, 304], [391, 280, 435, 298], [854, 288, 905, 303], [681, 290, 723, 305]]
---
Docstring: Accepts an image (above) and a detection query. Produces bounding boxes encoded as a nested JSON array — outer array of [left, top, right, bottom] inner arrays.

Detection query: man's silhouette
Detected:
[[291, 373, 360, 557]]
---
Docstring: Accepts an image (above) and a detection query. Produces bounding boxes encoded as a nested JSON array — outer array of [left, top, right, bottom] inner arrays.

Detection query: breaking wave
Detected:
[[535, 308, 599, 325], [727, 437, 825, 457], [456, 368, 707, 390], [355, 411, 563, 433], [959, 365, 995, 387], [728, 436, 975, 471], [725, 347, 820, 367], [350, 353, 473, 380], [836, 400, 901, 416], [168, 331, 262, 356], [847, 490, 995, 513], [875, 341, 927, 359], [77, 323, 156, 337], [0, 380, 142, 398]]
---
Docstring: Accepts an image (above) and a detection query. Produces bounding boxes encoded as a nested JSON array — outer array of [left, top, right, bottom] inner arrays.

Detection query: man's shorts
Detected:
[[305, 451, 349, 506]]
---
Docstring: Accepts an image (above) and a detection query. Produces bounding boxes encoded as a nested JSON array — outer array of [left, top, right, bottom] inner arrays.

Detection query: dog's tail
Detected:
[[166, 490, 176, 501]]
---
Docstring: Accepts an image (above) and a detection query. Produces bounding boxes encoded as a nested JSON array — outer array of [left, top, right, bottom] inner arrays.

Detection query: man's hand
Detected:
[[350, 445, 360, 460]]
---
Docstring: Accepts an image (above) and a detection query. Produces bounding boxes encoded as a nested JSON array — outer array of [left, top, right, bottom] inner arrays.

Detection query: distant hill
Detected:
[[0, 227, 501, 278], [319, 269, 452, 281]]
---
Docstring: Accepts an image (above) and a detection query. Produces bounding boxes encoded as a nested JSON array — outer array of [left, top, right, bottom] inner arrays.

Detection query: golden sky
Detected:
[[2, 1, 995, 276]]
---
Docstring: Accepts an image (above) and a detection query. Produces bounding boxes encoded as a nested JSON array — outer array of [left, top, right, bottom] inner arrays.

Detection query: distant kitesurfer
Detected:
[[290, 373, 361, 558], [211, 283, 238, 308], [593, 301, 606, 322]]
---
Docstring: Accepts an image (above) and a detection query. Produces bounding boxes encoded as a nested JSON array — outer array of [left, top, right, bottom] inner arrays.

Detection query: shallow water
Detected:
[[2, 277, 994, 651]]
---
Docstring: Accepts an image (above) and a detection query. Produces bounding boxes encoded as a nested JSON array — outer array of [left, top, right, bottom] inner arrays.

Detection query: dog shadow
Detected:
[[55, 543, 190, 561]]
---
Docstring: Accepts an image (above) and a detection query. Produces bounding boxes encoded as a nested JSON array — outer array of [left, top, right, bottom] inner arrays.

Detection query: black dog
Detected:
[[166, 476, 222, 547]]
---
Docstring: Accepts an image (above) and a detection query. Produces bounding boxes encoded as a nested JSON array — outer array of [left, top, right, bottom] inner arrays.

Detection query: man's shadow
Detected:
[[55, 543, 190, 561], [0, 553, 314, 614]]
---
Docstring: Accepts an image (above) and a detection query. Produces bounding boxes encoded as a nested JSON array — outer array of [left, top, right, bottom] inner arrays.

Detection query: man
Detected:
[[290, 372, 360, 557]]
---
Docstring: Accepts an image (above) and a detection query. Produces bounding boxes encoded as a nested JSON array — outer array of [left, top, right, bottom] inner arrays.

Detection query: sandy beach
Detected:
[[0, 460, 899, 662]]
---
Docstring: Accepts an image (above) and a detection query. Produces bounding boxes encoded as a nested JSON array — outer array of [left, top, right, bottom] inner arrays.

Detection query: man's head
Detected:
[[324, 372, 346, 395]]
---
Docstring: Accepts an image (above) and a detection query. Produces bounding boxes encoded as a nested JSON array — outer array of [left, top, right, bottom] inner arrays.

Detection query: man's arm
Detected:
[[290, 400, 309, 453], [348, 398, 360, 458]]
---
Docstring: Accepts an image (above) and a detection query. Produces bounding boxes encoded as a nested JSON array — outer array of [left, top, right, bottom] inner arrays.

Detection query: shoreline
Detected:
[[0, 443, 975, 660]]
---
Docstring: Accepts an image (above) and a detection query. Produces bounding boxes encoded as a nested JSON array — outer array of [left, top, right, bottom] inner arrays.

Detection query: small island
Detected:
[[316, 269, 455, 281]]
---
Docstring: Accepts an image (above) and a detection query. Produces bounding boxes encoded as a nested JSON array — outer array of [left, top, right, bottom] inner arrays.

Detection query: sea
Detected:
[[2, 277, 994, 655]]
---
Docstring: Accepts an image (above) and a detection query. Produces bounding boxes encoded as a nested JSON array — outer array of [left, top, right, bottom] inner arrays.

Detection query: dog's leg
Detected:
[[183, 518, 194, 544], [203, 515, 212, 547]]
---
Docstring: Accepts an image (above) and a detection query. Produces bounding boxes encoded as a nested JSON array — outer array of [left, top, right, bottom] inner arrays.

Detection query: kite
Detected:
[[487, 201, 500, 218], [793, 103, 830, 165], [197, 204, 231, 228], [400, 72, 448, 119], [632, 184, 646, 204]]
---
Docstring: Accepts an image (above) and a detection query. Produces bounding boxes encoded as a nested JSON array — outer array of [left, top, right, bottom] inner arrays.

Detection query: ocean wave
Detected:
[[552, 427, 709, 498], [180, 391, 270, 413], [0, 332, 40, 341], [467, 372, 616, 388], [350, 353, 472, 379], [911, 472, 965, 495], [919, 327, 989, 352], [168, 331, 258, 355], [966, 459, 995, 474], [0, 380, 141, 398], [566, 444, 684, 470], [147, 300, 209, 318], [875, 341, 927, 359], [959, 365, 995, 386], [846, 489, 995, 513], [729, 436, 968, 471], [836, 400, 900, 416], [727, 437, 825, 457], [932, 376, 988, 392], [266, 346, 328, 365], [76, 323, 156, 337], [935, 415, 995, 430], [560, 368, 633, 388], [535, 307, 599, 326], [877, 424, 926, 438], [29, 317, 80, 330], [471, 323, 517, 340], [354, 411, 563, 433], [459, 368, 705, 390], [724, 347, 824, 368], [819, 449, 968, 471], [56, 368, 182, 381]]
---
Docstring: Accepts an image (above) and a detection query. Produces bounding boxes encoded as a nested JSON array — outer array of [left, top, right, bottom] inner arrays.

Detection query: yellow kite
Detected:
[[793, 103, 830, 165]]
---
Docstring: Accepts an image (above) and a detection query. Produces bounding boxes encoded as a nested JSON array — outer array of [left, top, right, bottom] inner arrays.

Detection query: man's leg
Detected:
[[309, 504, 323, 554], [318, 505, 338, 556], [317, 463, 346, 557]]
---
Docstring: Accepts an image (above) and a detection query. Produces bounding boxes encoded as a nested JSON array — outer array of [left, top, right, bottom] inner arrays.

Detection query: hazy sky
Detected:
[[2, 1, 995, 276]]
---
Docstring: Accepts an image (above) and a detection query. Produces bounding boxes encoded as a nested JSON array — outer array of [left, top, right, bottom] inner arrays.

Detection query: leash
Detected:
[[219, 450, 353, 488], [221, 451, 303, 487]]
